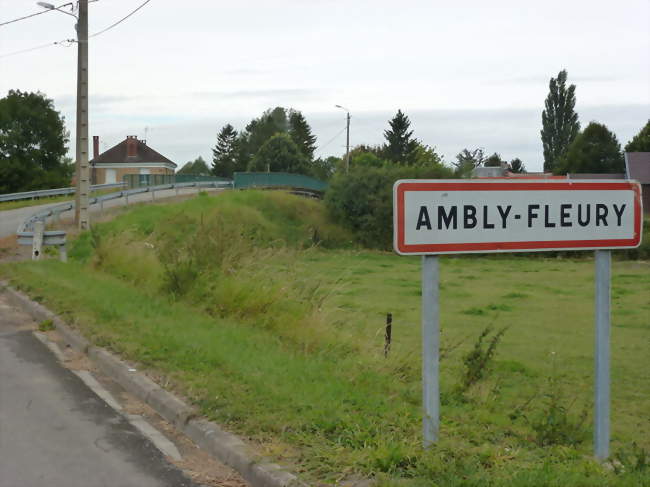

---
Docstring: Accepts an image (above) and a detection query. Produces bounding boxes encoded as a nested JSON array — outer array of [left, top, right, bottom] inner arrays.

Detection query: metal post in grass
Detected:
[[594, 250, 611, 460], [32, 221, 44, 261], [421, 255, 440, 447], [384, 313, 392, 357]]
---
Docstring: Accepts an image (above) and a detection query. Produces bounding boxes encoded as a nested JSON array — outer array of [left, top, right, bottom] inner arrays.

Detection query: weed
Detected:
[[502, 292, 529, 299], [511, 361, 589, 447], [459, 325, 508, 391], [486, 303, 513, 312], [613, 442, 649, 474], [530, 378, 589, 447], [38, 319, 54, 331], [462, 307, 486, 316]]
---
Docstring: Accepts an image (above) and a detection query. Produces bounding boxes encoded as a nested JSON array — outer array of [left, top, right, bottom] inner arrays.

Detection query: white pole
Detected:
[[32, 221, 44, 261], [594, 250, 611, 460], [421, 255, 440, 447]]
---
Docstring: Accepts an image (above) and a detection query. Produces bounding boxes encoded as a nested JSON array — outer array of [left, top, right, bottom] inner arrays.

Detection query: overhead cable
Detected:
[[90, 0, 152, 38], [0, 0, 152, 59]]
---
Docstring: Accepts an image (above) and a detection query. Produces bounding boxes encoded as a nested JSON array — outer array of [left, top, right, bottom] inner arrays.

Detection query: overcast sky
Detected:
[[1, 0, 648, 172]]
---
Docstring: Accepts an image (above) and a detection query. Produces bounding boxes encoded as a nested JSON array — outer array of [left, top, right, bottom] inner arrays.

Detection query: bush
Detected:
[[325, 165, 454, 249]]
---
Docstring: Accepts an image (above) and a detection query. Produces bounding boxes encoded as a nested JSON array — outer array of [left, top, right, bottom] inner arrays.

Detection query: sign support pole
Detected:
[[421, 255, 440, 448], [594, 249, 611, 460]]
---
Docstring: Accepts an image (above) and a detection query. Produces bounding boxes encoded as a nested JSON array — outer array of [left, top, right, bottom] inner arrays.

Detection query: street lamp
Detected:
[[37, 2, 77, 19], [37, 0, 90, 230], [335, 105, 351, 173]]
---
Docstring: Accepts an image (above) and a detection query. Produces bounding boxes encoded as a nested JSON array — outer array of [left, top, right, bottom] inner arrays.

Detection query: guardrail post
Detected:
[[59, 243, 68, 263], [32, 221, 44, 261], [152, 188, 155, 201], [125, 192, 129, 205], [99, 199, 104, 212]]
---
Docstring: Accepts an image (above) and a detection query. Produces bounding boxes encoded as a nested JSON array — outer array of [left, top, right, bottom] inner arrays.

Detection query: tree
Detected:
[[541, 70, 580, 172], [409, 143, 445, 168], [288, 110, 317, 160], [484, 152, 506, 167], [241, 107, 289, 161], [212, 124, 240, 177], [352, 152, 384, 168], [509, 158, 526, 173], [0, 90, 71, 193], [383, 109, 418, 164], [453, 148, 485, 177], [556, 122, 624, 174], [310, 156, 339, 181], [178, 156, 210, 175], [248, 133, 309, 174], [624, 120, 650, 152]]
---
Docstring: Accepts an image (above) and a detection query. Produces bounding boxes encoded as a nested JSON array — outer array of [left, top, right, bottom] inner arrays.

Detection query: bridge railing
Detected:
[[233, 172, 328, 193]]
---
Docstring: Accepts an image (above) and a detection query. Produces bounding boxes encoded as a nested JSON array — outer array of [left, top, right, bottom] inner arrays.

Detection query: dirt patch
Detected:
[[0, 235, 29, 263]]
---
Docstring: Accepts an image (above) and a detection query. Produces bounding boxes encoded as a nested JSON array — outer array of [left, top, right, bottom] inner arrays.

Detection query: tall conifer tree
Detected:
[[383, 109, 418, 165], [212, 124, 239, 177], [288, 110, 317, 160], [541, 70, 580, 172]]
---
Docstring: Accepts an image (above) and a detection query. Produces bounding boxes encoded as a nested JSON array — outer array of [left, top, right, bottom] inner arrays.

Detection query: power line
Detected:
[[0, 0, 152, 59], [0, 39, 75, 59], [0, 9, 50, 28], [316, 126, 347, 154], [0, 2, 75, 28], [90, 0, 152, 38]]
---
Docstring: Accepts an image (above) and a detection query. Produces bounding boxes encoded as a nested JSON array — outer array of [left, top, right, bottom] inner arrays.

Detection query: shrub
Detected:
[[325, 165, 454, 249], [459, 325, 507, 391]]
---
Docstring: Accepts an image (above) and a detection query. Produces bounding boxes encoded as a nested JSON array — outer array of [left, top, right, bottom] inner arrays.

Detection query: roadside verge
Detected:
[[0, 280, 307, 487]]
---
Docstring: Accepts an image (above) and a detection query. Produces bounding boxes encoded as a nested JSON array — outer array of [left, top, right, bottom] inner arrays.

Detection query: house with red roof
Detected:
[[90, 135, 177, 185]]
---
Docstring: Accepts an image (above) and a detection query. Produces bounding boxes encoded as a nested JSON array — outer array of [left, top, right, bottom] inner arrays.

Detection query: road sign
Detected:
[[394, 179, 643, 255], [393, 178, 644, 459]]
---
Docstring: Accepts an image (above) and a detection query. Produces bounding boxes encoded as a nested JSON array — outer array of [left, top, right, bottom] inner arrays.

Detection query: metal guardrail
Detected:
[[17, 221, 68, 262], [0, 182, 126, 203], [17, 180, 233, 234]]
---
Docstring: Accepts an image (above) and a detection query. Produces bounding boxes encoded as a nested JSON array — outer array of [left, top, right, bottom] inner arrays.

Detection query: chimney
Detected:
[[93, 136, 99, 159], [126, 135, 138, 157]]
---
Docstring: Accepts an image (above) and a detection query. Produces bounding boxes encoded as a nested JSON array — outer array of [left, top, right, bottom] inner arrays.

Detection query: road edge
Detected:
[[0, 280, 308, 487]]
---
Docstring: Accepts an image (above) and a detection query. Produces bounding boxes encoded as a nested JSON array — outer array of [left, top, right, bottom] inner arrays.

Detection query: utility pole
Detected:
[[345, 111, 350, 173], [74, 0, 90, 230], [335, 105, 351, 173]]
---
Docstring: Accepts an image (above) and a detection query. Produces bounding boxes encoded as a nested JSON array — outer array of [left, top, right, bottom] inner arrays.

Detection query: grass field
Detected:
[[1, 191, 648, 486]]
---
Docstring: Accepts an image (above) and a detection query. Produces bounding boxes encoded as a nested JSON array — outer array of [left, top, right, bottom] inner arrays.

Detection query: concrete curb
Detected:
[[1, 281, 308, 487]]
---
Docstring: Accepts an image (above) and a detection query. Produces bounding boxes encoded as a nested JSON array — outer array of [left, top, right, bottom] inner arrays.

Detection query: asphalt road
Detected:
[[0, 187, 217, 239], [0, 292, 201, 487]]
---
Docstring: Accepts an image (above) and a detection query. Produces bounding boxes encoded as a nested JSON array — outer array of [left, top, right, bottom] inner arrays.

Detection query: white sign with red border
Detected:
[[393, 179, 643, 255]]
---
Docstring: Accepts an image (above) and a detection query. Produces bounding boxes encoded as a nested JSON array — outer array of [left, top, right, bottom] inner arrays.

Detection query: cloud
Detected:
[[190, 89, 315, 99]]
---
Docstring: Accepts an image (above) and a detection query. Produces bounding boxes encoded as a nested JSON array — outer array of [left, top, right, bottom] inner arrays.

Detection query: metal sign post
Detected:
[[594, 249, 611, 460], [421, 255, 440, 447]]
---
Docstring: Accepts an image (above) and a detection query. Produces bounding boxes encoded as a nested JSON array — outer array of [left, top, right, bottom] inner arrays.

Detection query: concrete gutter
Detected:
[[1, 281, 307, 487]]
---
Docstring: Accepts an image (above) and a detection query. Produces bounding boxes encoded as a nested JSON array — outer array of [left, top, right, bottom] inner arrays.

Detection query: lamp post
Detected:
[[335, 105, 350, 173], [38, 1, 89, 230]]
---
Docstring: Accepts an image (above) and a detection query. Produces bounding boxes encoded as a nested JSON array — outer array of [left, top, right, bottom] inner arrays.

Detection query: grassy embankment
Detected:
[[1, 190, 648, 486]]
